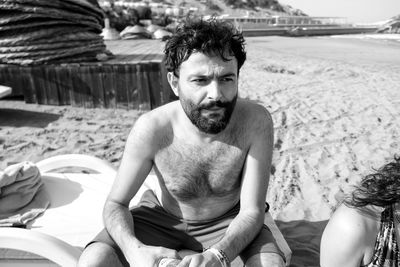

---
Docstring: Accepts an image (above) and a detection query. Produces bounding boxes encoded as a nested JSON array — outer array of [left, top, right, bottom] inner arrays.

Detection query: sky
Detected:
[[280, 0, 400, 24]]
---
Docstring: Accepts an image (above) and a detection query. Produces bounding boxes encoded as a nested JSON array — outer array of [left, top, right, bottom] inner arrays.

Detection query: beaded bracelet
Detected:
[[205, 247, 230, 267]]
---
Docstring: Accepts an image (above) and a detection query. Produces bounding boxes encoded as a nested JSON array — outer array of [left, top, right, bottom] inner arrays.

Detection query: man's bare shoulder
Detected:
[[234, 99, 273, 133], [134, 101, 179, 129], [127, 101, 179, 146], [237, 99, 272, 119]]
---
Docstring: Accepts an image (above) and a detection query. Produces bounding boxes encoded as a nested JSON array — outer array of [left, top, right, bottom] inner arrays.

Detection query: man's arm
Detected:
[[103, 113, 179, 266], [209, 105, 274, 261]]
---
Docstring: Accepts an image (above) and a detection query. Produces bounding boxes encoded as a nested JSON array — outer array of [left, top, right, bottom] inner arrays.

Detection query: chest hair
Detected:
[[154, 136, 246, 201]]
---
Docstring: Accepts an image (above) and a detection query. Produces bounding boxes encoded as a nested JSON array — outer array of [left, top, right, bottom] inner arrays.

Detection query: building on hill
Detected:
[[213, 15, 349, 30]]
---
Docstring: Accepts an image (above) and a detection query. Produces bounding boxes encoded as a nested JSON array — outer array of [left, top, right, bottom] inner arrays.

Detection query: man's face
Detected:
[[174, 52, 239, 134]]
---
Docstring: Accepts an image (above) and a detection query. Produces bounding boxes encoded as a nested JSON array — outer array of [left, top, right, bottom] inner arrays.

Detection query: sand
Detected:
[[1, 35, 400, 224], [240, 35, 400, 222]]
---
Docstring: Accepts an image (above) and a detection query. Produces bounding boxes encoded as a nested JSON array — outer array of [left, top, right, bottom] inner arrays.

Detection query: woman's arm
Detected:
[[320, 204, 378, 267]]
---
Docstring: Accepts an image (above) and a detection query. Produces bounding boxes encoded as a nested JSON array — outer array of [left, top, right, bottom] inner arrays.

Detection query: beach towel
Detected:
[[277, 220, 327, 267], [0, 161, 49, 227]]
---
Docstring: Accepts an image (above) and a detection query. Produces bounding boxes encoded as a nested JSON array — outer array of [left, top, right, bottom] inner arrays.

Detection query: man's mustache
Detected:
[[200, 101, 231, 109]]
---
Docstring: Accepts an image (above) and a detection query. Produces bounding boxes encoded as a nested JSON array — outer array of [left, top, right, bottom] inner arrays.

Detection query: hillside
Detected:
[[174, 0, 307, 17], [100, 0, 307, 32], [100, 0, 307, 19], [378, 14, 400, 33]]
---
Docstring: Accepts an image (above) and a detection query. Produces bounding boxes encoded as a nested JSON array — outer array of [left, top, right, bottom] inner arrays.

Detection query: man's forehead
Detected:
[[179, 52, 237, 75]]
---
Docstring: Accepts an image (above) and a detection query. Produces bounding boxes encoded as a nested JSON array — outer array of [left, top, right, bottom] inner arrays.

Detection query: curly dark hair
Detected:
[[163, 18, 246, 76], [344, 156, 400, 208]]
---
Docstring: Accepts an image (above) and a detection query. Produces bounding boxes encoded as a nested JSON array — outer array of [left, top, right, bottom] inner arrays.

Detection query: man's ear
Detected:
[[167, 72, 179, 96]]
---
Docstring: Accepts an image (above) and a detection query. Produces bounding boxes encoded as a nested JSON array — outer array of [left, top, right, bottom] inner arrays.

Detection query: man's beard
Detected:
[[180, 94, 237, 134]]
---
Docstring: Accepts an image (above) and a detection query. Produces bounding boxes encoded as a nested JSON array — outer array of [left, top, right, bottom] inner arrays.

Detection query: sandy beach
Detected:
[[1, 35, 400, 224], [241, 35, 400, 221]]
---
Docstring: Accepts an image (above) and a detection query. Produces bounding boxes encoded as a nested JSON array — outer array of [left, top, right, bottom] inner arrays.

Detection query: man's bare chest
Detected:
[[154, 140, 246, 201]]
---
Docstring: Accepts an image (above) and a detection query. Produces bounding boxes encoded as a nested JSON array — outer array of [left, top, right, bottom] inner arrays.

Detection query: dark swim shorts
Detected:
[[88, 190, 284, 266]]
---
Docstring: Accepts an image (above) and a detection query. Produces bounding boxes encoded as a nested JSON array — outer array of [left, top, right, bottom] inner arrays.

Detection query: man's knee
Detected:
[[245, 252, 285, 267], [78, 242, 124, 267]]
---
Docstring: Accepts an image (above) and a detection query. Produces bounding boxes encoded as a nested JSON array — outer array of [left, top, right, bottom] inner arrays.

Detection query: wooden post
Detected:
[[32, 66, 48, 105], [136, 62, 151, 110], [87, 64, 105, 108], [43, 66, 60, 105], [125, 64, 140, 110], [147, 62, 162, 109], [68, 64, 84, 107], [114, 64, 129, 110], [79, 65, 94, 109], [53, 65, 71, 106], [101, 64, 116, 109]]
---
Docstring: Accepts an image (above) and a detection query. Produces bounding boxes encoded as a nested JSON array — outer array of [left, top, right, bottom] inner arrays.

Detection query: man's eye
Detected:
[[192, 78, 206, 83], [221, 77, 234, 82]]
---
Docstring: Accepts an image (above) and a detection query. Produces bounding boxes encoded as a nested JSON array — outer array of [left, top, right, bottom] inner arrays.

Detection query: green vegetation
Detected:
[[224, 0, 280, 11], [99, 0, 307, 32]]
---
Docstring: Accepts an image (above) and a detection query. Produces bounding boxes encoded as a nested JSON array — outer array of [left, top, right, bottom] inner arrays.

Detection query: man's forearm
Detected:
[[103, 200, 143, 253], [211, 210, 264, 262]]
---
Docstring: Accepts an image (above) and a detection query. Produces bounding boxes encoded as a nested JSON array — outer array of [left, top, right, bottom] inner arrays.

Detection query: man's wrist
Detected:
[[120, 236, 144, 254], [204, 247, 230, 267]]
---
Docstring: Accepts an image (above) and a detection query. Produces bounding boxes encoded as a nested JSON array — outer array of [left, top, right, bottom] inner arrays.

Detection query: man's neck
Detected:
[[176, 105, 229, 144]]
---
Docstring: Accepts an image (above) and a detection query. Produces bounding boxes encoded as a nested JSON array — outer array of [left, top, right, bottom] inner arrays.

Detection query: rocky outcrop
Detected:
[[378, 15, 400, 33]]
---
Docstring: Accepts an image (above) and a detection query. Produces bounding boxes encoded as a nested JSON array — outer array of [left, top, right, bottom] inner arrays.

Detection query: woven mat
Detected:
[[0, 44, 108, 65], [0, 0, 108, 65], [0, 26, 95, 46], [31, 31, 102, 45], [0, 42, 105, 59], [0, 19, 77, 32], [0, 11, 48, 25], [0, 39, 103, 53], [0, 3, 102, 32], [1, 0, 104, 24]]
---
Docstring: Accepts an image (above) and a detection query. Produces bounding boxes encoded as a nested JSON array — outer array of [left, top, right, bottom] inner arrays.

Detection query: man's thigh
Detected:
[[240, 225, 285, 265], [85, 191, 190, 265], [230, 252, 284, 267], [78, 242, 125, 267], [244, 252, 285, 267], [87, 204, 189, 249]]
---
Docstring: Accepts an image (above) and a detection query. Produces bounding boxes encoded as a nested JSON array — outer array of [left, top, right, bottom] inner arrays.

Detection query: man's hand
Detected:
[[177, 250, 222, 267], [126, 245, 180, 267]]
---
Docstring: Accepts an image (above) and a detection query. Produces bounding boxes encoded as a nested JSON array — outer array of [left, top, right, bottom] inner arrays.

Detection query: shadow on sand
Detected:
[[276, 220, 328, 267], [0, 108, 60, 128]]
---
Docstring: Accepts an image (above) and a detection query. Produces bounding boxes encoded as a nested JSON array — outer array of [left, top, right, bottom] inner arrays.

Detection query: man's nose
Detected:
[[206, 80, 223, 101]]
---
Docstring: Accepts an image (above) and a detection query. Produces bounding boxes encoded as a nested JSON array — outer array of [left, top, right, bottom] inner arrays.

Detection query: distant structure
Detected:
[[210, 15, 379, 36], [214, 15, 350, 30]]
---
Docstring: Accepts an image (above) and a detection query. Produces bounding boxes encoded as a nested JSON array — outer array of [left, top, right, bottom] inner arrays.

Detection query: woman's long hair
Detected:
[[344, 156, 400, 208]]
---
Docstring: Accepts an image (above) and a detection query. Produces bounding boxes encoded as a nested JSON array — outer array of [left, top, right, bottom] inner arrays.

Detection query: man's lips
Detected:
[[201, 108, 224, 117], [202, 106, 224, 112], [205, 106, 223, 111]]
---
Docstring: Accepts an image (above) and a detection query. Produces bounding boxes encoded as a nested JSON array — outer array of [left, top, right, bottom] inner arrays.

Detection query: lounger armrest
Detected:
[[0, 85, 12, 99], [0, 227, 81, 266], [264, 212, 292, 266], [36, 154, 116, 177]]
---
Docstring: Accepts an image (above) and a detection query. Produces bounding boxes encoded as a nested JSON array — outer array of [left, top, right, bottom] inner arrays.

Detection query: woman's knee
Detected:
[[78, 242, 124, 267]]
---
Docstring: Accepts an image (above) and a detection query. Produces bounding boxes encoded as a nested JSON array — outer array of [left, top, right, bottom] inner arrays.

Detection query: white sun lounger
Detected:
[[0, 154, 291, 266], [0, 85, 12, 99]]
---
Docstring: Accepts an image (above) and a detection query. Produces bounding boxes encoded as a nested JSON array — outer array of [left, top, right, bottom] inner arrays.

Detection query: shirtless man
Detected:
[[78, 18, 285, 267]]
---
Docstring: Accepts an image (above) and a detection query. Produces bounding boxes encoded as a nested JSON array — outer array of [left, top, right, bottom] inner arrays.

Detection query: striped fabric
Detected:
[[364, 205, 399, 267]]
